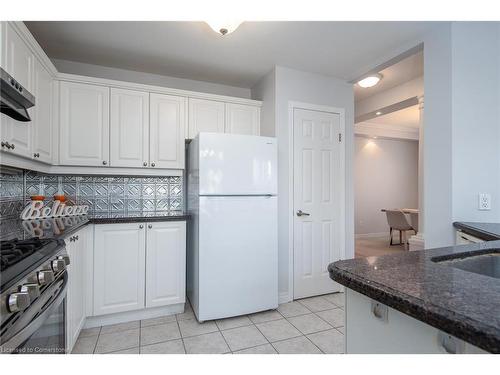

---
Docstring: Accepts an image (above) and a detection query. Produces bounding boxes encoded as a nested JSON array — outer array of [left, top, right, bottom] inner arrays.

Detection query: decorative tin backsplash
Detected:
[[0, 170, 183, 220]]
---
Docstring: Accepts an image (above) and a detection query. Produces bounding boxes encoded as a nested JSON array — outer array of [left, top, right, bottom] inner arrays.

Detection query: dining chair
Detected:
[[385, 209, 415, 250], [409, 212, 419, 234]]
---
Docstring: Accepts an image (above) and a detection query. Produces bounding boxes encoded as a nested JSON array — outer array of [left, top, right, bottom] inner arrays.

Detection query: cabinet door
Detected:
[[31, 59, 53, 163], [149, 93, 185, 169], [94, 223, 146, 315], [66, 227, 88, 353], [59, 81, 110, 166], [0, 22, 34, 158], [225, 103, 260, 136], [110, 88, 149, 168], [188, 98, 225, 139], [145, 221, 186, 308]]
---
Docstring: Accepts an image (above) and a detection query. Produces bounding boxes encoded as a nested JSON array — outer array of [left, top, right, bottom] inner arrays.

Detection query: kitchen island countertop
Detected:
[[329, 241, 500, 353]]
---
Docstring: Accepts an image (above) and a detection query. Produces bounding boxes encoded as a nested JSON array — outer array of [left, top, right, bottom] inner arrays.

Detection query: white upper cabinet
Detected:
[[188, 98, 225, 139], [59, 81, 110, 167], [225, 103, 260, 136], [110, 88, 149, 168], [93, 223, 146, 316], [150, 93, 186, 169], [0, 22, 34, 159], [145, 221, 186, 308], [31, 59, 53, 163], [2, 22, 34, 92]]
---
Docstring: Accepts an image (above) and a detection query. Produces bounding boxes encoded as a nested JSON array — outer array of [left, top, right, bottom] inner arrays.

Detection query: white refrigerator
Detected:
[[187, 132, 278, 321]]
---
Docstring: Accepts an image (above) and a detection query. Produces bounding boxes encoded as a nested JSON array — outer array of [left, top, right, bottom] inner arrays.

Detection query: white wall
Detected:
[[252, 66, 354, 300], [451, 22, 500, 223], [422, 24, 454, 248], [251, 68, 276, 137], [52, 58, 252, 98], [355, 136, 419, 236]]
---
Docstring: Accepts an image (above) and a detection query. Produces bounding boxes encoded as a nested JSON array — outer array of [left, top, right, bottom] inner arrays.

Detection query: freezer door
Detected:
[[198, 133, 277, 195], [197, 195, 278, 321]]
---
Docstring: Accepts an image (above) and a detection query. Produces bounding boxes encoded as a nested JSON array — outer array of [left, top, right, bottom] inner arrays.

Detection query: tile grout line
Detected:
[[175, 309, 188, 354], [91, 326, 102, 354]]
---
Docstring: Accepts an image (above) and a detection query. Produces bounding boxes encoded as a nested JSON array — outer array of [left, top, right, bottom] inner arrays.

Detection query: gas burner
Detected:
[[0, 238, 58, 273]]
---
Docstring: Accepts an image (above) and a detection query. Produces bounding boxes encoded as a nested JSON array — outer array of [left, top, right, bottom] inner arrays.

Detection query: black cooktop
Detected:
[[0, 237, 65, 293]]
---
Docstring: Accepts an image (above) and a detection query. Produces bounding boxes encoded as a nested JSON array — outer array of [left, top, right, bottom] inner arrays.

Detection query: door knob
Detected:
[[151, 162, 156, 167], [139, 225, 144, 229], [102, 160, 107, 165], [143, 162, 148, 166], [148, 224, 152, 229], [296, 210, 310, 217]]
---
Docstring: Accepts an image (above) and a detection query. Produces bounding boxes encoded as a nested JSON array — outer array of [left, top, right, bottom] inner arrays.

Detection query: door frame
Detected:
[[288, 101, 346, 301]]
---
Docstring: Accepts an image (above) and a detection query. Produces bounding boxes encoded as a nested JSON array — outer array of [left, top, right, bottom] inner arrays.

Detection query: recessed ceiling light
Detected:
[[206, 20, 242, 36], [357, 74, 383, 88], [375, 111, 382, 116]]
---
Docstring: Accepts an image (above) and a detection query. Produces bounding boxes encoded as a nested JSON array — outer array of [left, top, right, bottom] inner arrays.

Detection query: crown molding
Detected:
[[355, 121, 419, 141]]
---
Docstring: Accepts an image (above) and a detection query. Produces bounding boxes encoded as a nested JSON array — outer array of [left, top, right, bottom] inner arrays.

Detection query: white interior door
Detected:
[[293, 107, 343, 299]]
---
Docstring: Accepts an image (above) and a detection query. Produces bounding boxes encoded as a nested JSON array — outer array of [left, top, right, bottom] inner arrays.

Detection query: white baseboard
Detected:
[[84, 303, 185, 328], [355, 232, 388, 239], [279, 292, 291, 304]]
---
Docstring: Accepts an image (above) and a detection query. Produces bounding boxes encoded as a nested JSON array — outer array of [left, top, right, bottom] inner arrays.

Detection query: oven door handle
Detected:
[[0, 272, 68, 353]]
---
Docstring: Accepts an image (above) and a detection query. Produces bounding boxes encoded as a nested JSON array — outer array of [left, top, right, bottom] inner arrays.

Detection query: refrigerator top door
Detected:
[[198, 132, 277, 195]]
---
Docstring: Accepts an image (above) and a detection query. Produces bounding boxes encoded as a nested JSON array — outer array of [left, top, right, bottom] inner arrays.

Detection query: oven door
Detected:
[[1, 272, 68, 354]]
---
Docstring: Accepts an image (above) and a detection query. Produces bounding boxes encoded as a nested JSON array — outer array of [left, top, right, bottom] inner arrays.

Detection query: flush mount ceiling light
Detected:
[[206, 20, 242, 36], [357, 73, 383, 88], [375, 111, 382, 116]]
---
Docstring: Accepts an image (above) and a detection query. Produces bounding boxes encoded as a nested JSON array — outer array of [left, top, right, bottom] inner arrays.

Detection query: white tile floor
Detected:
[[72, 292, 345, 354]]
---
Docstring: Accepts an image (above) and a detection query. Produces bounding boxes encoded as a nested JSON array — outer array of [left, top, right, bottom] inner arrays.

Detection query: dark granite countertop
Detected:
[[329, 241, 500, 353], [90, 212, 189, 224], [453, 221, 500, 241], [0, 212, 189, 242]]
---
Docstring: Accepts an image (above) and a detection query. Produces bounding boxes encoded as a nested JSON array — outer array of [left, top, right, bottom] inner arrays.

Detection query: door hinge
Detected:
[[338, 133, 342, 142]]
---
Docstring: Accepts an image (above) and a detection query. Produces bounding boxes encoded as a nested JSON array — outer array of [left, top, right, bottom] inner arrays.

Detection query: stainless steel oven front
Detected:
[[0, 246, 68, 354]]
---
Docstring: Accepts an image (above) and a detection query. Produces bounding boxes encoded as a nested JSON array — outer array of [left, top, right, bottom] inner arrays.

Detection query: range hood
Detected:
[[0, 67, 35, 122]]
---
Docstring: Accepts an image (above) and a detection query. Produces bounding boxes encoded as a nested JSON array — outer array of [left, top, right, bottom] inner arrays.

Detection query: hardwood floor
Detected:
[[355, 235, 406, 258]]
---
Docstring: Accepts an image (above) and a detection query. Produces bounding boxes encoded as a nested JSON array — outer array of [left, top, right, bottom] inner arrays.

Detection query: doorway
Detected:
[[290, 103, 345, 299]]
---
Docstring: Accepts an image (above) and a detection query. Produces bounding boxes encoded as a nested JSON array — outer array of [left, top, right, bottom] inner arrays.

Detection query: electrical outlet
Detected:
[[478, 193, 491, 211]]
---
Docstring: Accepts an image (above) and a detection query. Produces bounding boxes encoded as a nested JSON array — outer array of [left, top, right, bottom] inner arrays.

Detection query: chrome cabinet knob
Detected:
[[151, 162, 156, 167], [33, 152, 40, 158], [1, 141, 7, 148], [143, 162, 148, 166], [52, 259, 66, 273], [296, 210, 310, 217], [58, 255, 71, 266], [20, 283, 40, 301], [102, 160, 107, 165], [37, 270, 54, 285], [139, 224, 144, 229], [10, 143, 15, 149], [7, 292, 30, 313], [148, 224, 152, 229]]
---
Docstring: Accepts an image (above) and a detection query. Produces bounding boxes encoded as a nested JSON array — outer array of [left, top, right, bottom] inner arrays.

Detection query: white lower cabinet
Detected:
[[66, 226, 91, 353], [346, 289, 487, 354], [93, 223, 146, 316], [93, 221, 186, 316], [146, 221, 186, 308]]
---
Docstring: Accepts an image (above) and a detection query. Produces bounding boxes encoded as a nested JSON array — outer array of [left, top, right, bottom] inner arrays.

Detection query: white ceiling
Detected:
[[354, 50, 423, 101], [24, 21, 435, 88], [367, 104, 420, 129]]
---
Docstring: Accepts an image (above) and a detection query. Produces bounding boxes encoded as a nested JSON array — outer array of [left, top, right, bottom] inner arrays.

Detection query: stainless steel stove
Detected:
[[0, 237, 68, 354]]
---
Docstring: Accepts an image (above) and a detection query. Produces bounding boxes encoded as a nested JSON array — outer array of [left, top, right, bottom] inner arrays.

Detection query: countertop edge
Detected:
[[453, 222, 500, 241], [328, 263, 499, 353], [89, 215, 190, 224]]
